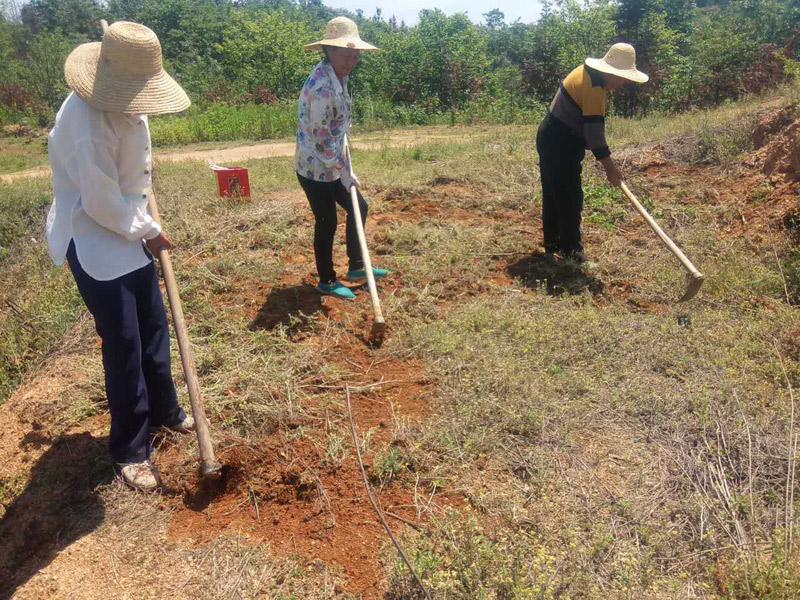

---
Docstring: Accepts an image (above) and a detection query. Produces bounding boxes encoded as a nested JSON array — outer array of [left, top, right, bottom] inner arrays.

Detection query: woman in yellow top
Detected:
[[536, 43, 648, 262]]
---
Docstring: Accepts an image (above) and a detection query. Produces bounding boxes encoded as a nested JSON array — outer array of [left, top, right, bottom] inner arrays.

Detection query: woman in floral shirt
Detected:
[[295, 16, 387, 300]]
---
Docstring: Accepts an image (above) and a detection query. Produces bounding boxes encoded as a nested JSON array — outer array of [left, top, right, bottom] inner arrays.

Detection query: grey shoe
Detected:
[[119, 460, 161, 492], [166, 415, 195, 434]]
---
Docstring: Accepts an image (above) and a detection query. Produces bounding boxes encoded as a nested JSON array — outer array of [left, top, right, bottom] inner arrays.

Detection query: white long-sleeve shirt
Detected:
[[46, 93, 162, 281]]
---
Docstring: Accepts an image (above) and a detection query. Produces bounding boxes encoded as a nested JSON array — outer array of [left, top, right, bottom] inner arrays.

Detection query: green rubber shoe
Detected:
[[346, 267, 389, 282], [316, 281, 356, 300]]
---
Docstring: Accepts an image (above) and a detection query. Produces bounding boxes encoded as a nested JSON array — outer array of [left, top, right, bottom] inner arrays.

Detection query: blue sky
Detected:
[[324, 1, 544, 26]]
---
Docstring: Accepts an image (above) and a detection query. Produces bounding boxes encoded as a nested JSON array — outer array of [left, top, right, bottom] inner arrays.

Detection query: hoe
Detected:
[[621, 181, 705, 302], [344, 135, 387, 346]]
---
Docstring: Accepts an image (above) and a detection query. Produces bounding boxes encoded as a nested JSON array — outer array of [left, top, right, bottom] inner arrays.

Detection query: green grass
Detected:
[[149, 96, 544, 147], [0, 135, 48, 175]]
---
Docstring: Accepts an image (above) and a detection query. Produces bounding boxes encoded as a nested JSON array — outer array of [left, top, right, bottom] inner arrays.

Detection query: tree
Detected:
[[484, 8, 505, 29], [216, 10, 318, 99], [20, 0, 106, 37], [17, 29, 73, 109]]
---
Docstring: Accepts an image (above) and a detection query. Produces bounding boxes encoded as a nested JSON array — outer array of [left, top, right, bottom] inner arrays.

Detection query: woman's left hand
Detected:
[[341, 167, 361, 190]]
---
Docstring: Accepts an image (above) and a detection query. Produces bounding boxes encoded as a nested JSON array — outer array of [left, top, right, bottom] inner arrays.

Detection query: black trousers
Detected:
[[297, 173, 368, 284], [66, 241, 185, 464], [536, 112, 586, 255]]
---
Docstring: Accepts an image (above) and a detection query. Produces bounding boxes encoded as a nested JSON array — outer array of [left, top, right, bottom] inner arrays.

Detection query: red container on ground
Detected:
[[214, 167, 250, 198]]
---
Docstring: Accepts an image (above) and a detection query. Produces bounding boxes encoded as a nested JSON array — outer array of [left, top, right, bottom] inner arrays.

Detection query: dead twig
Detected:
[[386, 510, 423, 532], [773, 245, 792, 306], [345, 385, 431, 600], [734, 392, 757, 537], [3, 299, 37, 334], [775, 343, 797, 565], [305, 378, 410, 391]]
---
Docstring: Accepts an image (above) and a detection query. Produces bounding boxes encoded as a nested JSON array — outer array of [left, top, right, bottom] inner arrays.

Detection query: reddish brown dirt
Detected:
[[749, 107, 800, 183], [161, 429, 451, 598], [623, 134, 799, 243], [175, 267, 436, 596]]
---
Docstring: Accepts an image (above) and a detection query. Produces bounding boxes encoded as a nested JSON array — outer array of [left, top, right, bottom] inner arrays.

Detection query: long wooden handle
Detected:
[[349, 186, 385, 324], [620, 181, 702, 277], [344, 136, 384, 325], [147, 194, 219, 472]]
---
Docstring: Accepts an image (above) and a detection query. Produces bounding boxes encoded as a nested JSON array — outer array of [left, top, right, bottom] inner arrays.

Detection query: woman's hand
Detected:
[[146, 231, 173, 256], [341, 167, 361, 190], [599, 156, 623, 187]]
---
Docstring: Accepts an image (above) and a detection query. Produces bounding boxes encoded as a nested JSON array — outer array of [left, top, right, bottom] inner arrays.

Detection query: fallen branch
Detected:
[[386, 510, 423, 532], [345, 385, 431, 600]]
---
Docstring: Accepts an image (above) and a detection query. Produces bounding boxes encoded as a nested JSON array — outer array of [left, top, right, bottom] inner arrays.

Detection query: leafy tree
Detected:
[[20, 0, 106, 37], [483, 8, 505, 29], [17, 29, 73, 109], [524, 0, 616, 102], [216, 10, 317, 99]]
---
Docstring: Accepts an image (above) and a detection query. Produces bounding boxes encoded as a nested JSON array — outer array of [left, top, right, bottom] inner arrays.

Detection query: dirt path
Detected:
[[0, 129, 468, 184]]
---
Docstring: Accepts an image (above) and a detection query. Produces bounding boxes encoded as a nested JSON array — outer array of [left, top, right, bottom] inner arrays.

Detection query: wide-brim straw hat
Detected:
[[65, 21, 190, 115], [585, 43, 649, 84], [304, 17, 379, 52]]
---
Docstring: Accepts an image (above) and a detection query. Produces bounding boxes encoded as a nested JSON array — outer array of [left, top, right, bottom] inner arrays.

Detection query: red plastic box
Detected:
[[214, 166, 250, 198]]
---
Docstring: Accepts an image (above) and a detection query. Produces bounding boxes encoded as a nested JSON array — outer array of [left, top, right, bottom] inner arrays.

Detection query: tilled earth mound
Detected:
[[750, 107, 800, 182]]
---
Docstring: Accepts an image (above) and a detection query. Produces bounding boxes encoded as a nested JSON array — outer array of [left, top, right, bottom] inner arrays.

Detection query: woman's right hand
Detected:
[[600, 157, 623, 187], [146, 231, 173, 256]]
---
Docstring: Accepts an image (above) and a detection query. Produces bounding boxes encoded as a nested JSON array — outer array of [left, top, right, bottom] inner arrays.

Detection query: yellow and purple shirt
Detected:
[[549, 63, 610, 160]]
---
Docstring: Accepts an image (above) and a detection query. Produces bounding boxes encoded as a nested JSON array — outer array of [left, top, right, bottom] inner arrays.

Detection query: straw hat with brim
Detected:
[[304, 17, 379, 52], [65, 21, 190, 115], [585, 43, 649, 84]]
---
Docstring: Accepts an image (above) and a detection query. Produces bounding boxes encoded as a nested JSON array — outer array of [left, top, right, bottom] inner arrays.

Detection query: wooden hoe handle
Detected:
[[344, 136, 385, 328], [620, 181, 702, 278], [148, 194, 221, 478]]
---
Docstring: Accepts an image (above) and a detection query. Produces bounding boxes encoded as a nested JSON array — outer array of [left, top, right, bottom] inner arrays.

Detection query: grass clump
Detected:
[[388, 511, 557, 599], [392, 291, 799, 596]]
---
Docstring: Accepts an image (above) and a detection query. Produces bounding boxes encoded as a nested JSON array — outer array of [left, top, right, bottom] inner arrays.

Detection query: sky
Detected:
[[324, 1, 544, 26]]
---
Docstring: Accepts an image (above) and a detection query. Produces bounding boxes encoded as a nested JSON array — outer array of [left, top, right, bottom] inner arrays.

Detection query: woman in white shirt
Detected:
[[47, 22, 192, 492], [295, 17, 388, 300]]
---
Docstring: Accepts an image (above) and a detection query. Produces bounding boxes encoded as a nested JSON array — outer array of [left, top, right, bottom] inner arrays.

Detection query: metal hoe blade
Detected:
[[200, 460, 224, 480], [679, 272, 705, 303], [368, 318, 387, 348]]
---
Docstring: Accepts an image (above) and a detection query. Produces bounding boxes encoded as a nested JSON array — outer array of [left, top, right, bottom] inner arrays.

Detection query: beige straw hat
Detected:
[[304, 17, 379, 52], [64, 21, 190, 115], [585, 43, 649, 84]]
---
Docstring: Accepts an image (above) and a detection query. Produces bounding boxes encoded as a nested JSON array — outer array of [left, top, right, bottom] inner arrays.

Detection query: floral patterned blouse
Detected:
[[294, 59, 352, 182]]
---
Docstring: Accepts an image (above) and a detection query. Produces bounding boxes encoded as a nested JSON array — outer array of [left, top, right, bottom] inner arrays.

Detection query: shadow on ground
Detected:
[[249, 284, 330, 335], [0, 432, 111, 599], [507, 253, 604, 296]]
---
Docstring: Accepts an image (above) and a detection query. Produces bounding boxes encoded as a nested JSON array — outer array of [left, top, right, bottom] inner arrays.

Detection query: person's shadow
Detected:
[[507, 253, 604, 297], [0, 430, 111, 599], [249, 284, 330, 336]]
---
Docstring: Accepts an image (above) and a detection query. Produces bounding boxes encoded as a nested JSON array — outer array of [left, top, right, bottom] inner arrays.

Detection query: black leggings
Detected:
[[297, 173, 368, 284], [536, 112, 586, 255]]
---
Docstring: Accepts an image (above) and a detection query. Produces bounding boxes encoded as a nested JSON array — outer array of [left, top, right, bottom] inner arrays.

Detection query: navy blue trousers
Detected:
[[67, 241, 185, 464]]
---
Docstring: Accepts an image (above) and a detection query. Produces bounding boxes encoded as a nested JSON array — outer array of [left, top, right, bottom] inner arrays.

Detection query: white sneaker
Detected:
[[119, 460, 161, 492], [166, 415, 195, 434]]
